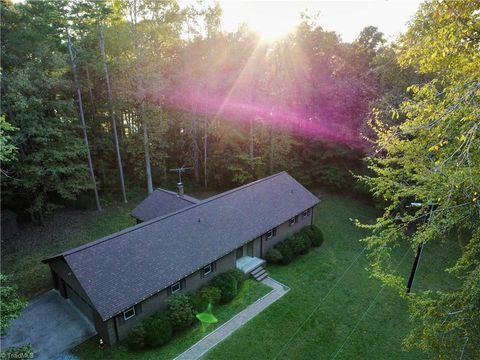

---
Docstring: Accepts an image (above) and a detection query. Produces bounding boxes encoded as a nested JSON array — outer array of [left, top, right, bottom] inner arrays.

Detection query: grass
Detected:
[[72, 279, 271, 359], [202, 194, 458, 360], [3, 190, 459, 359]]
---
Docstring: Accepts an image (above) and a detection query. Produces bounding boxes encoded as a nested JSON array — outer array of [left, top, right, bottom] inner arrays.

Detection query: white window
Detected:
[[123, 306, 135, 321], [203, 264, 212, 276], [171, 281, 181, 294], [266, 227, 277, 239], [303, 209, 310, 218], [289, 217, 297, 226]]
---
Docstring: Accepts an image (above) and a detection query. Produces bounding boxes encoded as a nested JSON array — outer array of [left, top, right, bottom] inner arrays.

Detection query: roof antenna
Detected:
[[169, 165, 192, 197]]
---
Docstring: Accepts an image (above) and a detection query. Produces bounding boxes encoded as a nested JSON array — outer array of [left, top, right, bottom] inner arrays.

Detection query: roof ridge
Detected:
[[50, 172, 287, 259]]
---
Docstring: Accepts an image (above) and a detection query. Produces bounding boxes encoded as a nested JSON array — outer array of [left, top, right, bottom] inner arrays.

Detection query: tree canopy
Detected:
[[361, 1, 479, 358]]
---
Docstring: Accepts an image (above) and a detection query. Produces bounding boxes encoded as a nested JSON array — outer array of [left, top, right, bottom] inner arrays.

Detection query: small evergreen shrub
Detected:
[[274, 241, 294, 265], [287, 234, 310, 255], [225, 268, 246, 286], [124, 324, 147, 350], [167, 294, 196, 331], [143, 313, 172, 348], [305, 225, 324, 247], [198, 286, 222, 306], [187, 293, 204, 313], [125, 314, 172, 350], [212, 272, 238, 303], [265, 247, 283, 263]]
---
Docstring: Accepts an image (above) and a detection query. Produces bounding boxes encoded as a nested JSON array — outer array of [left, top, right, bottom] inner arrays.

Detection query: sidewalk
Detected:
[[174, 277, 289, 360]]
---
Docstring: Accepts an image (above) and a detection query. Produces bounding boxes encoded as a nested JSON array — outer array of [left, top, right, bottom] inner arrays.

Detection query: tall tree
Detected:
[[98, 22, 128, 203], [65, 26, 102, 211], [1, 0, 91, 223], [360, 1, 480, 358]]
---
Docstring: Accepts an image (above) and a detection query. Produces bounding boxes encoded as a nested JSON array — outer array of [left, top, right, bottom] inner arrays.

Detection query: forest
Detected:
[[1, 0, 479, 359], [1, 0, 417, 221]]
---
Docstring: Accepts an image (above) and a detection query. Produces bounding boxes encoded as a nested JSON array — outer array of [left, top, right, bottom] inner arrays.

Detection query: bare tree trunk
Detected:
[[249, 118, 254, 159], [204, 117, 208, 189], [131, 0, 154, 195], [98, 23, 128, 203], [269, 126, 275, 174], [192, 109, 200, 183], [67, 28, 102, 211], [141, 101, 153, 194], [85, 65, 96, 118]]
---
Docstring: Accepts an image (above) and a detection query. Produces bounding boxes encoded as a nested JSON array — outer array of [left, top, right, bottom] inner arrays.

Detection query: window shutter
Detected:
[[181, 278, 186, 290], [212, 261, 217, 272], [273, 227, 277, 236], [167, 286, 172, 296], [136, 303, 142, 315], [200, 268, 204, 279]]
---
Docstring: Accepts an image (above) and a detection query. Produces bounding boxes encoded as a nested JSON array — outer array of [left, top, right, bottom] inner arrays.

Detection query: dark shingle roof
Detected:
[[131, 188, 199, 222], [44, 172, 320, 321]]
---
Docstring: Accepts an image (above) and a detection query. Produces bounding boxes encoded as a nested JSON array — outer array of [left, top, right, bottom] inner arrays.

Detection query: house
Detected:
[[42, 172, 320, 345], [131, 186, 199, 223]]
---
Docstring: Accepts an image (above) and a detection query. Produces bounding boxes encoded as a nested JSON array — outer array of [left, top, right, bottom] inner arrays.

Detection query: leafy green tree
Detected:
[[1, 0, 90, 222], [360, 1, 480, 358], [0, 274, 26, 335], [0, 115, 18, 165]]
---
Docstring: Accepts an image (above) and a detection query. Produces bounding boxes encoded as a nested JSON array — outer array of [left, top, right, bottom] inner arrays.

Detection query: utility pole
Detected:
[[406, 202, 435, 294], [66, 27, 102, 211]]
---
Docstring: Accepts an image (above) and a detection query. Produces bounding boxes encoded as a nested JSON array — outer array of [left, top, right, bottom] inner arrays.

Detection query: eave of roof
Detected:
[[43, 172, 320, 320]]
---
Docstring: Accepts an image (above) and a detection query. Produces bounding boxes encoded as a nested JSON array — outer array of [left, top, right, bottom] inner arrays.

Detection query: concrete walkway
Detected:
[[1, 290, 96, 360], [174, 277, 289, 360]]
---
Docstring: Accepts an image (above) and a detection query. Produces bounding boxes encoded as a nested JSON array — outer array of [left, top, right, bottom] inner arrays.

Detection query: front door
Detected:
[[247, 241, 254, 256]]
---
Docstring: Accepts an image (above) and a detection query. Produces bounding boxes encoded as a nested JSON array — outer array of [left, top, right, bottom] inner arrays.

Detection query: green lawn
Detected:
[[4, 191, 458, 359], [202, 195, 457, 360], [73, 279, 271, 359]]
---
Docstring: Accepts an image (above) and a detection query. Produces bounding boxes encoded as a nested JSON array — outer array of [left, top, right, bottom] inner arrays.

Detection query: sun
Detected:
[[248, 15, 298, 41]]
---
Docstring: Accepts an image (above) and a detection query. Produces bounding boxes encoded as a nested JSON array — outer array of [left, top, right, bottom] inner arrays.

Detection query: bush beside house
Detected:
[[125, 313, 172, 351], [167, 294, 196, 331], [211, 269, 245, 303], [124, 269, 246, 351], [266, 225, 324, 265]]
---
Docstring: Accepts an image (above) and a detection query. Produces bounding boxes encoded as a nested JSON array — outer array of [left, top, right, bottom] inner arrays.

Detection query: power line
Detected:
[[331, 249, 410, 359], [273, 245, 368, 360]]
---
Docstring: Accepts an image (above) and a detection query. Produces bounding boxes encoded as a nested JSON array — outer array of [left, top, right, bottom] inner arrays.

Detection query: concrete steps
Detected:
[[250, 265, 268, 282]]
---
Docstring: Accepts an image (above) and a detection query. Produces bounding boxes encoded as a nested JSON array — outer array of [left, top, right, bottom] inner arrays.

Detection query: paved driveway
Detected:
[[1, 290, 96, 360]]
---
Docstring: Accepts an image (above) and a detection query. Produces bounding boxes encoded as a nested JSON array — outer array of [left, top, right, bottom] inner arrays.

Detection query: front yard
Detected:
[[204, 195, 458, 359], [3, 192, 459, 359], [72, 279, 271, 359]]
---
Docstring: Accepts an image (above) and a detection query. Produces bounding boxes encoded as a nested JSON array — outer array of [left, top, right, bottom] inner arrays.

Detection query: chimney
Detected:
[[177, 182, 184, 197]]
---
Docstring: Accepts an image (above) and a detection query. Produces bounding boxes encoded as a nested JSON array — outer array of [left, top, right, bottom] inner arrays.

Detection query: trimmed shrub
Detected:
[[188, 293, 205, 313], [143, 313, 172, 348], [225, 268, 246, 286], [212, 272, 238, 303], [274, 241, 294, 265], [167, 294, 196, 331], [304, 225, 324, 247], [265, 248, 283, 263], [125, 313, 172, 350], [125, 324, 147, 350], [286, 234, 310, 255], [198, 286, 222, 306]]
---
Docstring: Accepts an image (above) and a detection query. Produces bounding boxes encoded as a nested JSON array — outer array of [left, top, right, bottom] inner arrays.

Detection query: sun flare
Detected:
[[247, 15, 298, 40]]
